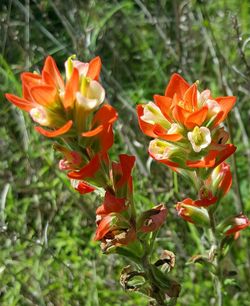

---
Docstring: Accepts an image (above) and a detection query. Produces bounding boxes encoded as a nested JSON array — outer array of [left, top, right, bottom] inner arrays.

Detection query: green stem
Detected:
[[142, 254, 167, 306], [208, 211, 223, 306]]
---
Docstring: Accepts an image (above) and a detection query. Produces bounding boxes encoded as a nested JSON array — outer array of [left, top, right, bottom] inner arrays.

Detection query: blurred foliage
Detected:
[[0, 0, 250, 305]]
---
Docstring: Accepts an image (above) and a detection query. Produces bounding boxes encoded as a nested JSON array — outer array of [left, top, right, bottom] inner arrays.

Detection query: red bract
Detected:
[[138, 204, 167, 233], [96, 191, 127, 216], [68, 153, 109, 189], [111, 154, 136, 197], [82, 104, 118, 154], [94, 213, 136, 251], [72, 181, 96, 194], [225, 214, 250, 236], [186, 144, 236, 169]]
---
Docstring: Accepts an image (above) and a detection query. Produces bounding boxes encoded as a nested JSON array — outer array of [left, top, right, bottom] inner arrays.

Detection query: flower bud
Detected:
[[176, 198, 210, 227], [64, 54, 76, 80], [187, 126, 211, 153], [148, 139, 187, 168], [71, 180, 95, 194], [54, 144, 83, 171], [29, 106, 51, 126], [206, 99, 221, 119], [218, 214, 250, 238], [197, 89, 210, 107], [140, 102, 171, 129], [210, 162, 232, 200], [75, 78, 105, 133]]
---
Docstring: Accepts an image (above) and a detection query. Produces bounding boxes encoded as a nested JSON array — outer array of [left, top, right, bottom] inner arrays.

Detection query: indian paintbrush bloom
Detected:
[[5, 55, 117, 149], [137, 73, 236, 169], [6, 53, 186, 304]]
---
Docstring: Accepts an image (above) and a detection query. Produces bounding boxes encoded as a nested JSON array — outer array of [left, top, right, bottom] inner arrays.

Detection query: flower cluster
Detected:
[[6, 55, 167, 252], [6, 55, 116, 154], [137, 74, 236, 169], [137, 73, 249, 238]]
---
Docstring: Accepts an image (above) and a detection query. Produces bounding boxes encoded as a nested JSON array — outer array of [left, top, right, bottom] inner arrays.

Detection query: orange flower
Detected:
[[137, 73, 237, 170], [5, 55, 104, 138], [158, 73, 235, 130], [137, 72, 236, 140]]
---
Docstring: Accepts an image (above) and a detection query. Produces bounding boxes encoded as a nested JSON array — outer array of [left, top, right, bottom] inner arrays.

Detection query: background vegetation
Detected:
[[0, 0, 250, 305]]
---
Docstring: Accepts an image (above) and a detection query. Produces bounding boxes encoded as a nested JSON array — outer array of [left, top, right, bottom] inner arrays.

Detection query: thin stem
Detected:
[[208, 211, 223, 306]]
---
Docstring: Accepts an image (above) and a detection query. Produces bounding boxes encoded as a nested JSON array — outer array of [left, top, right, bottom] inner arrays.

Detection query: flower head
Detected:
[[137, 73, 236, 170], [5, 55, 113, 140]]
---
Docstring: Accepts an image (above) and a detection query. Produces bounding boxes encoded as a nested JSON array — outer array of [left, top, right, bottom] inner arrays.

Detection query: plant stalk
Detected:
[[208, 211, 223, 306]]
